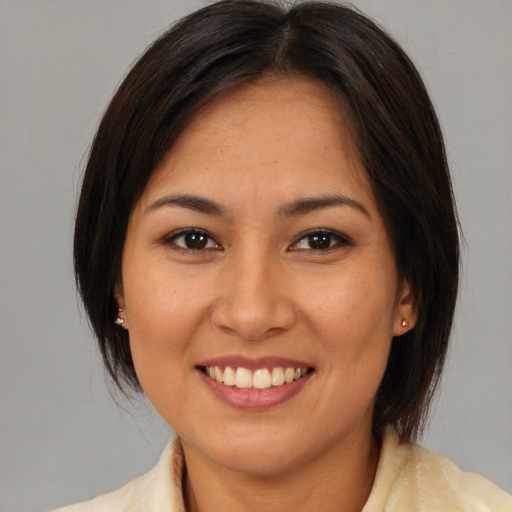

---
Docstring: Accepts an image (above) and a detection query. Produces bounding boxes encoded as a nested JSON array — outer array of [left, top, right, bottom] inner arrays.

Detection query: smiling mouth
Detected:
[[199, 365, 314, 389]]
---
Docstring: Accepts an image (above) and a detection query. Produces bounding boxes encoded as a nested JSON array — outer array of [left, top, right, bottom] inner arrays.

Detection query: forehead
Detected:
[[140, 76, 372, 210], [171, 77, 357, 162]]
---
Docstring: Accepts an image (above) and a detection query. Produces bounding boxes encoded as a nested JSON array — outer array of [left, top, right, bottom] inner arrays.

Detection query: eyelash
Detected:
[[162, 228, 221, 251], [161, 228, 351, 252], [289, 229, 352, 252]]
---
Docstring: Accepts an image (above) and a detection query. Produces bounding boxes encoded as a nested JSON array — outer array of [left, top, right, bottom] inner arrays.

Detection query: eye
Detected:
[[289, 229, 351, 251], [164, 229, 221, 251]]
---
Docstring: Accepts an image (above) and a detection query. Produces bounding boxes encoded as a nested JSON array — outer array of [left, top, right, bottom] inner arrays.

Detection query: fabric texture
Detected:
[[53, 428, 512, 512]]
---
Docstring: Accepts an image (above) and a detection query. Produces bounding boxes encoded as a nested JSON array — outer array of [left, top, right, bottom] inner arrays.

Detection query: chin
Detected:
[[183, 426, 308, 477], [212, 444, 302, 477]]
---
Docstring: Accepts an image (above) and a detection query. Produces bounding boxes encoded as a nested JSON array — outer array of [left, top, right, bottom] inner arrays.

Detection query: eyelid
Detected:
[[159, 227, 350, 252], [161, 228, 222, 250], [288, 228, 352, 251]]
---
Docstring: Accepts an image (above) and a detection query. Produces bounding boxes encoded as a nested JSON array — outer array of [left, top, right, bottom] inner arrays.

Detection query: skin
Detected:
[[116, 77, 417, 512]]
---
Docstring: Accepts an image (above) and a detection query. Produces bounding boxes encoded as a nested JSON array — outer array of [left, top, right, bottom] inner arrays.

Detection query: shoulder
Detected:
[[364, 427, 512, 512], [51, 436, 185, 512], [398, 442, 512, 511], [51, 472, 147, 512]]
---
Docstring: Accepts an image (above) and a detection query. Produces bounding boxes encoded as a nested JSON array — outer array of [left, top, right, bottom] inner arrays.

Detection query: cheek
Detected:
[[301, 270, 397, 343], [125, 255, 210, 331], [297, 263, 398, 407], [123, 264, 212, 387]]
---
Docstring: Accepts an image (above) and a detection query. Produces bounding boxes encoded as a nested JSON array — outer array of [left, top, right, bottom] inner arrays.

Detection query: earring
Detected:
[[401, 319, 408, 328], [115, 308, 127, 328]]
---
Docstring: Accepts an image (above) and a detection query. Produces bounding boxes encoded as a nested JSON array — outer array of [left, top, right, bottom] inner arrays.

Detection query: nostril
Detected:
[[210, 296, 297, 342]]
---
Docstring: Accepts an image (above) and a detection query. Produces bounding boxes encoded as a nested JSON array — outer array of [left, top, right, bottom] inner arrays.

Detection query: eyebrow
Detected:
[[145, 194, 227, 216], [145, 193, 370, 219], [279, 195, 371, 219]]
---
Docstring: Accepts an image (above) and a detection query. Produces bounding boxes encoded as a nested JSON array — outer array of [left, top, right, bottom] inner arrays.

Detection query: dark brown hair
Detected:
[[74, 0, 459, 442]]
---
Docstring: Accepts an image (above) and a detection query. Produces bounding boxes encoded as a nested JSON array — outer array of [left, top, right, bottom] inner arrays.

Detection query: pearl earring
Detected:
[[115, 308, 127, 328]]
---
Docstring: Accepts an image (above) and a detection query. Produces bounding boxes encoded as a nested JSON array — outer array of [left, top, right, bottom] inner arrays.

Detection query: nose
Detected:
[[211, 250, 297, 341]]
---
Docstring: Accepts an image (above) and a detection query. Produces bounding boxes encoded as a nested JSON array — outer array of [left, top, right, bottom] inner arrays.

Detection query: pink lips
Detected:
[[196, 356, 314, 410]]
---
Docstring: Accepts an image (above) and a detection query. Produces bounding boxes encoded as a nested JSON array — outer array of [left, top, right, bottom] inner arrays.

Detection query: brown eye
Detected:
[[167, 229, 220, 250], [290, 230, 351, 251], [307, 233, 332, 250], [183, 232, 208, 249]]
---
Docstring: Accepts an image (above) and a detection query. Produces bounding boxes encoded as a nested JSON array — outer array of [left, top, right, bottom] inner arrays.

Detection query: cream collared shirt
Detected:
[[53, 428, 512, 511]]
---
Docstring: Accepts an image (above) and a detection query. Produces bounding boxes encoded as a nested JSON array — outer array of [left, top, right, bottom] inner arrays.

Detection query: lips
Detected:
[[196, 357, 314, 409]]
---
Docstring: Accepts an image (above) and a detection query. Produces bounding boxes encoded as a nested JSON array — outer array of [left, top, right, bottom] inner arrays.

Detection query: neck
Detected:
[[182, 428, 380, 512]]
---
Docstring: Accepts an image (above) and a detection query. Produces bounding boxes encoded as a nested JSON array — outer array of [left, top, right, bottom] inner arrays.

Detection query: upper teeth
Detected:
[[205, 366, 308, 389]]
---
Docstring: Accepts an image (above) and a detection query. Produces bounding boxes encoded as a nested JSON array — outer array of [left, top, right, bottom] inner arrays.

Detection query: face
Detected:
[[117, 77, 415, 476]]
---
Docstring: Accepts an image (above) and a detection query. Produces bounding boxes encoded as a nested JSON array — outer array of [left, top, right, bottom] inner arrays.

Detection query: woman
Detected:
[[57, 1, 511, 510]]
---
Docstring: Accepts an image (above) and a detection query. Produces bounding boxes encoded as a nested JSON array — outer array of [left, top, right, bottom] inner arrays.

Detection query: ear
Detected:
[[114, 283, 128, 327], [393, 281, 418, 336], [114, 282, 126, 309]]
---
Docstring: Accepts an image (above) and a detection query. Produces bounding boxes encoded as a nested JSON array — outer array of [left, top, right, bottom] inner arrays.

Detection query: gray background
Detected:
[[0, 1, 510, 511]]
